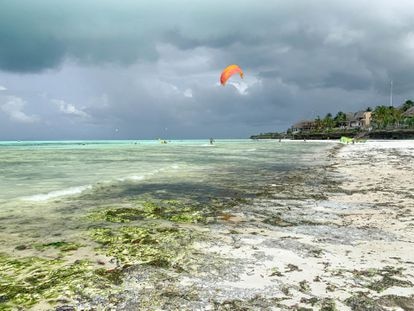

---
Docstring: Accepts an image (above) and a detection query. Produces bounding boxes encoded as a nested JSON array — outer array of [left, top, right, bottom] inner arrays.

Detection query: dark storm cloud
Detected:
[[2, 1, 414, 87], [1, 1, 414, 139]]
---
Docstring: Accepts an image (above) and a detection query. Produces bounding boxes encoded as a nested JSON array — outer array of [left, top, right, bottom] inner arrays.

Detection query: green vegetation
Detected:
[[320, 298, 337, 311], [345, 292, 383, 311], [0, 198, 216, 309], [90, 225, 195, 268], [311, 100, 414, 131], [251, 99, 414, 139], [352, 266, 413, 292], [345, 292, 414, 311], [0, 254, 120, 310], [299, 280, 311, 293], [34, 241, 82, 252], [87, 200, 206, 224]]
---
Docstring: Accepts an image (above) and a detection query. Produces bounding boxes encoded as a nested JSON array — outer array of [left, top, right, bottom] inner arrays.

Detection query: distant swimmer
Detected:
[[209, 138, 215, 145]]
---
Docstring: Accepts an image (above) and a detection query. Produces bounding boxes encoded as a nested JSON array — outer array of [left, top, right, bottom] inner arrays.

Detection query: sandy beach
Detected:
[[187, 140, 414, 310], [116, 140, 414, 310]]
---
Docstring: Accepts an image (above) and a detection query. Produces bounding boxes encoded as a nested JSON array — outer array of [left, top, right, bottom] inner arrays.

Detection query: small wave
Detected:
[[22, 185, 92, 202], [117, 175, 146, 182]]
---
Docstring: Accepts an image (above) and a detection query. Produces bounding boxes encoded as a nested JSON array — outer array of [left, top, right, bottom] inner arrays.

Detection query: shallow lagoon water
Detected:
[[0, 139, 333, 252], [0, 139, 330, 199], [0, 139, 335, 309]]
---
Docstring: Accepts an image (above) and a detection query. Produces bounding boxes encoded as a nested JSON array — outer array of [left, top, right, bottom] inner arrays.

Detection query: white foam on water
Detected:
[[117, 165, 179, 182], [22, 185, 92, 202], [117, 175, 146, 182]]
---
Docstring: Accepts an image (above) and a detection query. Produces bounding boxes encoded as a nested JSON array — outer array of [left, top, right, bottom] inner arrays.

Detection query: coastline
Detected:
[[1, 140, 413, 310], [115, 140, 414, 309]]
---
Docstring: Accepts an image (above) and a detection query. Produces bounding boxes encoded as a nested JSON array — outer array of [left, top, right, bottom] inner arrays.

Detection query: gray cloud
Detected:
[[1, 1, 414, 139], [52, 99, 90, 118], [1, 96, 40, 123]]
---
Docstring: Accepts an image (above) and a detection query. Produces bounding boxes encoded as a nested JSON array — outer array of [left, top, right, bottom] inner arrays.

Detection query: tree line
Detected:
[[310, 100, 414, 130]]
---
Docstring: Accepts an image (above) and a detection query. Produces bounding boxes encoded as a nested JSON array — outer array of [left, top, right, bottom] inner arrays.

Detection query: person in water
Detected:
[[209, 138, 215, 145]]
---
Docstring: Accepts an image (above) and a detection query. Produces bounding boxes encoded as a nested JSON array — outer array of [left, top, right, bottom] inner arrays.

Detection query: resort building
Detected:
[[291, 120, 316, 133], [403, 106, 414, 117], [342, 111, 372, 129]]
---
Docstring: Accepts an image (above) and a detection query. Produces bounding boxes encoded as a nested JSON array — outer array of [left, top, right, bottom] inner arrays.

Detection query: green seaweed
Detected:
[[367, 274, 413, 292], [347, 283, 414, 310], [299, 280, 311, 293], [90, 225, 195, 268], [269, 267, 283, 277], [0, 253, 120, 310], [300, 297, 319, 306], [377, 295, 414, 311], [352, 266, 413, 293], [319, 298, 337, 311], [34, 241, 82, 252], [88, 200, 206, 224], [345, 292, 385, 311]]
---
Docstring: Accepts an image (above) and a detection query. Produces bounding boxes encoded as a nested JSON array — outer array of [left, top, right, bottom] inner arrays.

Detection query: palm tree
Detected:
[[323, 113, 335, 129], [334, 111, 347, 127], [314, 116, 323, 130], [405, 117, 414, 128], [390, 108, 402, 128], [372, 106, 390, 128]]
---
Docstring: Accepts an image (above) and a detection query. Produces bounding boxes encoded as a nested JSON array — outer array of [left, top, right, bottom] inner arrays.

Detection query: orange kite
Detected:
[[220, 64, 244, 85]]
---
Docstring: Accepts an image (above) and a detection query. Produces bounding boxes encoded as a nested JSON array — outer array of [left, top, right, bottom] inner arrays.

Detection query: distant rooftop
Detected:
[[403, 106, 414, 117]]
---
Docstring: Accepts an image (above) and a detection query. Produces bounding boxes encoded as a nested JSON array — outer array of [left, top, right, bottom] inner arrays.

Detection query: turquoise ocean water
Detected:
[[0, 139, 332, 249]]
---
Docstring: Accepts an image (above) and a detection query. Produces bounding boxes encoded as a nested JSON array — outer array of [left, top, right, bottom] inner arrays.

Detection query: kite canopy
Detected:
[[220, 64, 244, 85]]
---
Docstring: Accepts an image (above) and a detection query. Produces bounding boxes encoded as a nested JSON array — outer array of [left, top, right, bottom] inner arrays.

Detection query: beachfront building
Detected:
[[403, 107, 414, 128], [341, 111, 372, 129], [403, 106, 414, 117], [291, 120, 316, 133]]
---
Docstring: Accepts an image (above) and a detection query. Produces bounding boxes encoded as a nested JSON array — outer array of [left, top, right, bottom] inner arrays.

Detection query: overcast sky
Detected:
[[1, 0, 414, 140]]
